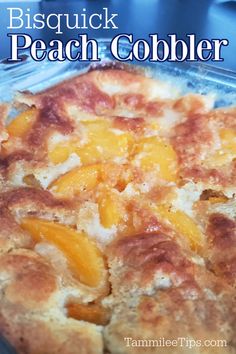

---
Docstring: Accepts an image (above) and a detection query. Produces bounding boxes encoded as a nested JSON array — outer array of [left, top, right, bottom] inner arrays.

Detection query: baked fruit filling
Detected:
[[0, 67, 235, 354], [20, 218, 106, 287]]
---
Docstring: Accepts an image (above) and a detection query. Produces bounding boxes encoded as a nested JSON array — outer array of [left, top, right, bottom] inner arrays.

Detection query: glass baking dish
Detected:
[[0, 39, 236, 354], [1, 39, 236, 107]]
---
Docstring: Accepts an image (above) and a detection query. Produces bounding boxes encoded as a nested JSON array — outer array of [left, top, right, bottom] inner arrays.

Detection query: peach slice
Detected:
[[156, 205, 203, 251], [20, 218, 105, 287], [49, 162, 131, 198], [49, 164, 100, 197], [208, 196, 229, 204], [7, 108, 37, 138], [220, 128, 236, 154], [135, 137, 178, 182], [48, 119, 134, 165], [78, 120, 134, 165], [48, 140, 77, 165], [67, 302, 110, 325], [98, 191, 122, 229]]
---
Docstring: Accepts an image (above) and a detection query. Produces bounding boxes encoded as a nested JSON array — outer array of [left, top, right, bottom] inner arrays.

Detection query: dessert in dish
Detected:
[[0, 66, 235, 354]]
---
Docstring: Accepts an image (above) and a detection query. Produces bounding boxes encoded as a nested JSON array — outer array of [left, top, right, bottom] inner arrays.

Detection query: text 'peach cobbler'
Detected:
[[0, 66, 235, 354]]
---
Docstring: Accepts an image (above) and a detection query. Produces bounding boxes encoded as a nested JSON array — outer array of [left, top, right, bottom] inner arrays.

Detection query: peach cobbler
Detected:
[[0, 66, 235, 354]]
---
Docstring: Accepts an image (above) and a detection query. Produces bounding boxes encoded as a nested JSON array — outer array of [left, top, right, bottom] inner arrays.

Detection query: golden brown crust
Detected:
[[113, 116, 145, 134], [105, 230, 236, 353], [108, 233, 196, 295], [17, 71, 115, 116], [27, 101, 74, 148], [0, 187, 77, 226], [206, 213, 236, 285], [209, 106, 236, 129], [0, 315, 103, 354], [105, 287, 235, 354], [0, 104, 9, 147], [172, 112, 235, 186], [0, 249, 58, 308], [0, 207, 32, 253], [0, 249, 104, 354]]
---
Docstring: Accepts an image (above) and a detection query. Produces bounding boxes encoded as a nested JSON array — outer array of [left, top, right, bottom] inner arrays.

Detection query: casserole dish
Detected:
[[0, 40, 235, 354]]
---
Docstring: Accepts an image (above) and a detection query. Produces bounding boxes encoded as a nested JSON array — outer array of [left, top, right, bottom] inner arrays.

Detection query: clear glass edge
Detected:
[[1, 39, 236, 107]]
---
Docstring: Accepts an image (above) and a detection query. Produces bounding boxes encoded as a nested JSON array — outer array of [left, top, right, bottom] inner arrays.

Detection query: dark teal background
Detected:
[[1, 0, 236, 70]]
